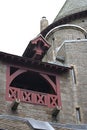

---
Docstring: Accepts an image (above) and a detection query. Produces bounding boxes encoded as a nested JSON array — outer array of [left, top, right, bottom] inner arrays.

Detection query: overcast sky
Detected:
[[0, 0, 66, 56]]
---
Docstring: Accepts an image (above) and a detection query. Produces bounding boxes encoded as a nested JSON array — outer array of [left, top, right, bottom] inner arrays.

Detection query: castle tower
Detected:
[[41, 0, 87, 125]]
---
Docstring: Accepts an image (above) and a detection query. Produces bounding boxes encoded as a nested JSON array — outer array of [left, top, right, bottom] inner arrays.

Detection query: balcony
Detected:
[[7, 87, 59, 108]]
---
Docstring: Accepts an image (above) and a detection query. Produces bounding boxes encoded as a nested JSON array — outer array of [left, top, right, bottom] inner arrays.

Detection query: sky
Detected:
[[0, 0, 66, 56]]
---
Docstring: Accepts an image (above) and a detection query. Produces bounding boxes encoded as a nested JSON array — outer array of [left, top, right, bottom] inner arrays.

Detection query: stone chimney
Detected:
[[40, 16, 48, 32]]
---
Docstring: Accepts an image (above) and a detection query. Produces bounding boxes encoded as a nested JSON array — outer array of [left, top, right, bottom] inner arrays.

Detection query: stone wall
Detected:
[[0, 61, 73, 129], [43, 25, 86, 62], [44, 24, 87, 124], [65, 41, 87, 124], [0, 62, 53, 129]]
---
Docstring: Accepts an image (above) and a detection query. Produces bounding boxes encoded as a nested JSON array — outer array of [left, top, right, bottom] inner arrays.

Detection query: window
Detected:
[[82, 20, 85, 22], [76, 107, 81, 123], [72, 66, 77, 84], [77, 38, 80, 40], [10, 71, 56, 94]]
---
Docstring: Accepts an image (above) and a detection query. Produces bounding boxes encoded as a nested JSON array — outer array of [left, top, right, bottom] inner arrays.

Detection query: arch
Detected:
[[9, 69, 27, 84], [10, 71, 56, 95], [45, 24, 87, 39], [40, 74, 56, 93]]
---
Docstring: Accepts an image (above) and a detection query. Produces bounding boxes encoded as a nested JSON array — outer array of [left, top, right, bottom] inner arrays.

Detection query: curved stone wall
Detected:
[[43, 24, 87, 62]]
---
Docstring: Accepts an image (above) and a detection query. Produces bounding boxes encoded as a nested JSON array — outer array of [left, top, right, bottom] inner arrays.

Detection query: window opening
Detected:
[[72, 66, 77, 84], [76, 107, 81, 123], [77, 38, 80, 40], [10, 69, 56, 95], [82, 20, 85, 22]]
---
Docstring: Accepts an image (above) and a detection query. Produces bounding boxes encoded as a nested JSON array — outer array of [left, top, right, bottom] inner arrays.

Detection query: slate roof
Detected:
[[0, 118, 29, 130], [54, 0, 87, 22], [0, 115, 87, 130]]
